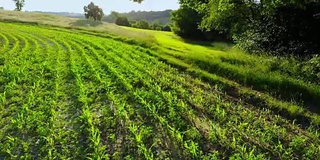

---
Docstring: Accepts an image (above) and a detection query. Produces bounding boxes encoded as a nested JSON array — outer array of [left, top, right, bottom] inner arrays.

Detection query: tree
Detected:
[[137, 20, 150, 29], [162, 24, 171, 32], [110, 11, 120, 22], [13, 0, 24, 11], [150, 21, 161, 30], [84, 2, 104, 21], [171, 7, 203, 39], [115, 16, 131, 26]]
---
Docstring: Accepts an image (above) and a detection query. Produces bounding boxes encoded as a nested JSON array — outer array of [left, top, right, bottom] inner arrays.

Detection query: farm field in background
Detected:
[[0, 20, 320, 159]]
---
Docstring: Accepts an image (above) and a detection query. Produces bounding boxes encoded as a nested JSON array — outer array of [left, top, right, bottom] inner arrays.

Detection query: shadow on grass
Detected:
[[69, 19, 103, 27]]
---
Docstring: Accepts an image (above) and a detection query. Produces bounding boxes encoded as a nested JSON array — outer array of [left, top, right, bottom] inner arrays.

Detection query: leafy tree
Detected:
[[137, 20, 150, 29], [103, 10, 172, 25], [129, 20, 137, 25], [162, 24, 171, 32], [84, 2, 104, 21], [110, 11, 120, 22], [168, 0, 320, 56], [237, 2, 320, 57], [199, 0, 259, 39], [131, 0, 143, 3], [115, 16, 131, 26], [150, 21, 161, 30], [13, 0, 24, 11], [170, 7, 203, 39]]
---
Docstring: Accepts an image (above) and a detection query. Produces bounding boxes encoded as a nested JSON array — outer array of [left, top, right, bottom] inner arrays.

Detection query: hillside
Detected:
[[0, 10, 154, 42], [27, 11, 84, 18], [0, 10, 320, 159], [103, 10, 172, 24], [27, 10, 172, 25]]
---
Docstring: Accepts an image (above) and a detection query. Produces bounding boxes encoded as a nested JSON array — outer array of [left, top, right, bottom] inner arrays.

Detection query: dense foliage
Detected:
[[115, 16, 131, 26], [12, 0, 24, 11], [103, 10, 172, 25], [170, 5, 228, 41], [83, 2, 104, 21], [172, 0, 320, 56], [236, 2, 320, 57]]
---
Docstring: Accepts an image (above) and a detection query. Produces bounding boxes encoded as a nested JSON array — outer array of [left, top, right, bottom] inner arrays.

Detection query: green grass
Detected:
[[0, 11, 320, 159]]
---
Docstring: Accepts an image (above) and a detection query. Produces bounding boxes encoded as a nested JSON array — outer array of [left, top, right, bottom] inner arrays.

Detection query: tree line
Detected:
[[82, 3, 171, 31], [108, 11, 171, 31], [103, 10, 172, 25], [170, 0, 320, 57], [133, 0, 319, 57]]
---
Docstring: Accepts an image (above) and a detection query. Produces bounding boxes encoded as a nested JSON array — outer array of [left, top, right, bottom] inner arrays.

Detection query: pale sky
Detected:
[[0, 0, 179, 13]]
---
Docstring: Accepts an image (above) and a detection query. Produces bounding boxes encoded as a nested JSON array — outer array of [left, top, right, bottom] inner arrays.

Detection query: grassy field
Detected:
[[0, 10, 156, 43], [0, 11, 320, 159]]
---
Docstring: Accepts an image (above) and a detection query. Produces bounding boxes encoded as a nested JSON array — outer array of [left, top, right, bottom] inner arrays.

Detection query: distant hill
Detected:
[[103, 10, 173, 25], [27, 11, 84, 18], [28, 10, 173, 25]]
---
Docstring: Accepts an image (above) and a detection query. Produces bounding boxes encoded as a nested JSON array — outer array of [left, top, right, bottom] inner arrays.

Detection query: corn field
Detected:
[[0, 22, 319, 159]]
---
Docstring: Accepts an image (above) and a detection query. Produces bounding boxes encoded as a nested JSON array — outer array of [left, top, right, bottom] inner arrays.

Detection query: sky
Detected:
[[0, 0, 179, 13]]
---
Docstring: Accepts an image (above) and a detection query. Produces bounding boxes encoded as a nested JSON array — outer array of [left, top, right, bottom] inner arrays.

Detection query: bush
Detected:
[[115, 16, 130, 27], [171, 7, 229, 41], [162, 25, 171, 31], [137, 20, 150, 29]]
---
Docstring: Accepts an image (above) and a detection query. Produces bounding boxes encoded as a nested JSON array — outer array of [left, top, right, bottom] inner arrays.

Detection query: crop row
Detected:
[[0, 22, 319, 159]]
